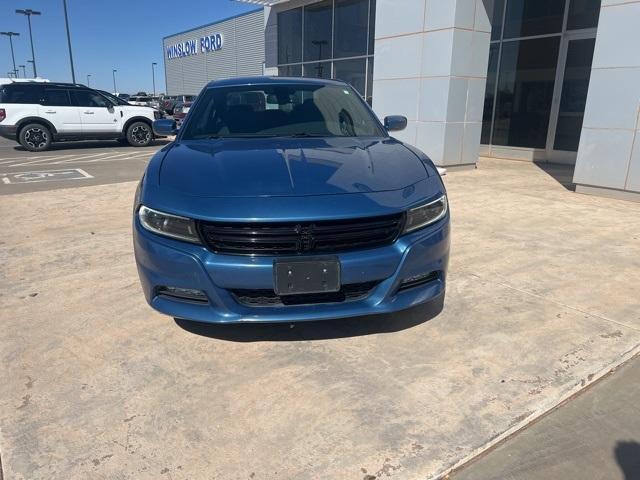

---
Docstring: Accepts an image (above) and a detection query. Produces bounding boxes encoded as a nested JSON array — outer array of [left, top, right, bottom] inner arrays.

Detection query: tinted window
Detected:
[[492, 36, 560, 148], [491, 0, 506, 40], [71, 90, 113, 108], [182, 83, 385, 139], [0, 84, 43, 103], [278, 8, 302, 64], [42, 89, 71, 107], [304, 0, 332, 62], [481, 44, 499, 144], [334, 0, 369, 58], [303, 62, 332, 79], [567, 0, 600, 30], [333, 58, 367, 96], [278, 64, 302, 77], [503, 0, 566, 38], [366, 58, 374, 105], [553, 38, 596, 151]]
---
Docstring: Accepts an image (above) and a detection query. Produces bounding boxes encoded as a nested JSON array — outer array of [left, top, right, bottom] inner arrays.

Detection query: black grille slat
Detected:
[[231, 281, 380, 307], [198, 213, 404, 256]]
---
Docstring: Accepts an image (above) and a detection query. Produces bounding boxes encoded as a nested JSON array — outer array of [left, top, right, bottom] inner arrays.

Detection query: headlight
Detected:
[[138, 205, 201, 244], [403, 195, 448, 234]]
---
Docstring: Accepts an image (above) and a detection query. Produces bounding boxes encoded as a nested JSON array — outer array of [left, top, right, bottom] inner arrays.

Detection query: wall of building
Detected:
[[371, 0, 492, 168], [573, 0, 640, 200], [163, 9, 265, 96]]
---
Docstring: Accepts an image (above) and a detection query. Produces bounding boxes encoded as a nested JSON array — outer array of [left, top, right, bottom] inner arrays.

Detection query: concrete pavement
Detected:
[[452, 355, 640, 480], [0, 158, 639, 479]]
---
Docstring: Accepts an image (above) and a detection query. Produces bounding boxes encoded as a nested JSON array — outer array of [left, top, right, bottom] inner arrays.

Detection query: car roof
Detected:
[[204, 76, 349, 89], [2, 82, 88, 89]]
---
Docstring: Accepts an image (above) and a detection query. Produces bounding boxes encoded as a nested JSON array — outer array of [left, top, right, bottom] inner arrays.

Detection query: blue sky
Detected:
[[1, 0, 257, 94]]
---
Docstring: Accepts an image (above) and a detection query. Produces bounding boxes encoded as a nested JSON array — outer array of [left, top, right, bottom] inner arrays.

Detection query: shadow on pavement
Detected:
[[174, 294, 444, 342], [533, 161, 576, 191], [11, 139, 171, 152], [615, 441, 640, 480]]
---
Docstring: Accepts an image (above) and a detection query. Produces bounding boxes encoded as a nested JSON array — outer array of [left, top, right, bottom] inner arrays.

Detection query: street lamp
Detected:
[[62, 0, 76, 83], [87, 74, 91, 87], [15, 9, 41, 78], [0, 32, 20, 77], [27, 59, 35, 77], [112, 69, 117, 94], [19, 65, 26, 78], [151, 62, 157, 96]]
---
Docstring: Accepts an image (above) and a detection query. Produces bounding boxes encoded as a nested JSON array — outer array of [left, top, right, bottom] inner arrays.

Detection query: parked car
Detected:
[[129, 95, 153, 107], [162, 94, 195, 115], [117, 93, 131, 101], [172, 101, 192, 125], [134, 77, 450, 324], [0, 81, 162, 151]]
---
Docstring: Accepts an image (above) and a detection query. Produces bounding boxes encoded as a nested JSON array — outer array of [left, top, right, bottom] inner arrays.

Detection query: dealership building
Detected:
[[163, 0, 640, 202]]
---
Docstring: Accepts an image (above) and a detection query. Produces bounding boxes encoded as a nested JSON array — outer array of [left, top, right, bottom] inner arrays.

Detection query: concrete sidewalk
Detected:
[[1, 158, 639, 479], [452, 355, 640, 480]]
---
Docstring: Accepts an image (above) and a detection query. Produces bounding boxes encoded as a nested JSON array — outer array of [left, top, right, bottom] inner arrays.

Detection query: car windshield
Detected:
[[182, 83, 385, 139]]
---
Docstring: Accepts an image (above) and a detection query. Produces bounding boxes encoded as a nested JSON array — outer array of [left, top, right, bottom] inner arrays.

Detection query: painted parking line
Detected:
[[4, 151, 157, 168], [0, 168, 94, 184]]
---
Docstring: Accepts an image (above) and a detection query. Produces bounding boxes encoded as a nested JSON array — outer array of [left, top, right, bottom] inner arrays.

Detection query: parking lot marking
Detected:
[[0, 168, 94, 184], [2, 151, 157, 168], [7, 153, 88, 167]]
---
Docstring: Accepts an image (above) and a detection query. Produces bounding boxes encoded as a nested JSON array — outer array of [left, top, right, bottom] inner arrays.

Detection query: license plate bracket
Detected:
[[274, 257, 341, 296]]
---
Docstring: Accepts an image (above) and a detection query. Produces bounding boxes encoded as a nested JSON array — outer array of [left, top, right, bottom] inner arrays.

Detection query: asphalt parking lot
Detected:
[[0, 137, 170, 194], [1, 150, 639, 479]]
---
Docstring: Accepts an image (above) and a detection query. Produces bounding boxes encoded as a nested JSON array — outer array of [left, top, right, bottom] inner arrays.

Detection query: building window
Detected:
[[503, 0, 566, 38], [492, 37, 561, 149], [278, 8, 302, 64], [304, 0, 333, 61], [481, 0, 600, 153], [334, 0, 369, 58], [276, 0, 376, 100]]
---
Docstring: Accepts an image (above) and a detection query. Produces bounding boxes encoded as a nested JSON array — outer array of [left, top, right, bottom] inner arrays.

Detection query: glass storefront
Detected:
[[277, 0, 376, 103], [482, 0, 600, 159]]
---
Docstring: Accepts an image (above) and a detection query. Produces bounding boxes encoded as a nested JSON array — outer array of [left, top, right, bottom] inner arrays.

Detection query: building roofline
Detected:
[[162, 7, 263, 41]]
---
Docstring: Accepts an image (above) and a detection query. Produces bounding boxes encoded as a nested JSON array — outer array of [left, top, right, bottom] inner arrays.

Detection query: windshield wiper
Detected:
[[287, 133, 328, 138]]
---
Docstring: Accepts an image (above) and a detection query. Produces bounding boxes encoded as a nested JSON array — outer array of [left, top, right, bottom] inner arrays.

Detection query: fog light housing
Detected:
[[398, 271, 439, 292], [157, 286, 208, 303]]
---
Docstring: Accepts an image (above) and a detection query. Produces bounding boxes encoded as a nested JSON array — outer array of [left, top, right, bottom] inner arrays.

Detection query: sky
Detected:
[[1, 0, 257, 94]]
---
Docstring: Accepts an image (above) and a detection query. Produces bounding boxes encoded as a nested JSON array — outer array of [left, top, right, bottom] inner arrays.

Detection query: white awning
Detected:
[[233, 0, 291, 6]]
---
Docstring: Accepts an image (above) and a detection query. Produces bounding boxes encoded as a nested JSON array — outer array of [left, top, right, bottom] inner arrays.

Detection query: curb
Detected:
[[434, 343, 640, 480]]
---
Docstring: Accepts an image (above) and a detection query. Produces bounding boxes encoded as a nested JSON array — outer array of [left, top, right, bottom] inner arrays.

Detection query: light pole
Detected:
[[112, 69, 117, 94], [151, 62, 157, 96], [0, 32, 20, 77], [27, 59, 35, 77], [15, 9, 41, 78], [19, 65, 26, 77], [62, 0, 76, 83], [86, 74, 91, 87]]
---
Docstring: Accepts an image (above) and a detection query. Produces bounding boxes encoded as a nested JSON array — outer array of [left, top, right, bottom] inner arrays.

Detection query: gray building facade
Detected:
[[162, 9, 265, 96]]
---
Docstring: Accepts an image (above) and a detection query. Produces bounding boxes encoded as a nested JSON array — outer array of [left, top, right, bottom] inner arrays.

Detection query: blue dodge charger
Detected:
[[133, 77, 450, 324]]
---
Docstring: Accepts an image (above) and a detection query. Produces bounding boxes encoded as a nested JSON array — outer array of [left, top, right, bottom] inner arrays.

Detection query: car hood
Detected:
[[159, 137, 429, 197]]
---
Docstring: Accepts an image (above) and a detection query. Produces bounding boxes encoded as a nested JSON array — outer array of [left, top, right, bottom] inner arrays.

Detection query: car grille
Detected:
[[230, 281, 380, 307], [197, 213, 405, 256]]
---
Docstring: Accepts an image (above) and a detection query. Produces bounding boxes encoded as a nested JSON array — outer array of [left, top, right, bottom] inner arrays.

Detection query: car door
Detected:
[[38, 88, 82, 134], [70, 90, 120, 134]]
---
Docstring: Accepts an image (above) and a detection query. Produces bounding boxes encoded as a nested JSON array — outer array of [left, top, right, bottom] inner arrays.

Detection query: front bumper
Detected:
[[0, 124, 18, 141], [133, 216, 450, 323]]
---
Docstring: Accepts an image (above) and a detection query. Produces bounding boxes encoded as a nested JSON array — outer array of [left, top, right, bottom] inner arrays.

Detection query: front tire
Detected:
[[126, 122, 153, 147], [19, 123, 52, 152]]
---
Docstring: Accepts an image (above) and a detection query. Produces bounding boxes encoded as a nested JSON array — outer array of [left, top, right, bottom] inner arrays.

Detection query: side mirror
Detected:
[[153, 119, 178, 136], [384, 115, 407, 132], [107, 105, 115, 113]]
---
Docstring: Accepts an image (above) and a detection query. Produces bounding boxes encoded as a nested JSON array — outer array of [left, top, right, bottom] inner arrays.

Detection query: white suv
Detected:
[[0, 81, 162, 151]]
